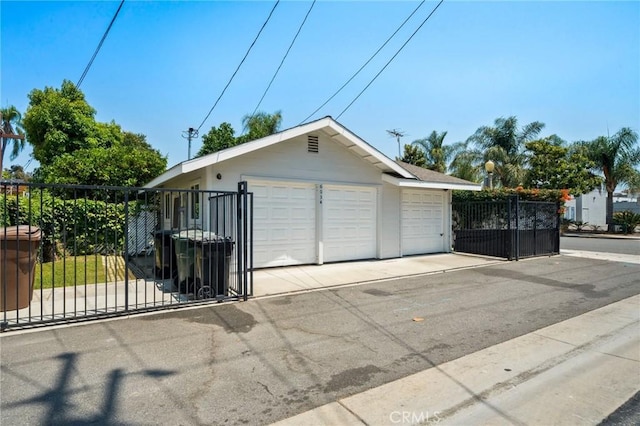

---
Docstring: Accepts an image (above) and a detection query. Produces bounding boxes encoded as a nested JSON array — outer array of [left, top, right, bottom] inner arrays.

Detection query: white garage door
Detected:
[[402, 190, 445, 255], [323, 185, 377, 263], [250, 180, 316, 268]]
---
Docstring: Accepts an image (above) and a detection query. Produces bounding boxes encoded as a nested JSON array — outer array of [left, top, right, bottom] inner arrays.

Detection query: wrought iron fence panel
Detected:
[[452, 197, 560, 261], [0, 181, 253, 332]]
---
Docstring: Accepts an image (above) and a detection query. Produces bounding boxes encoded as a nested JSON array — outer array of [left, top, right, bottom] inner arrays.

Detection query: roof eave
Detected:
[[382, 174, 482, 191]]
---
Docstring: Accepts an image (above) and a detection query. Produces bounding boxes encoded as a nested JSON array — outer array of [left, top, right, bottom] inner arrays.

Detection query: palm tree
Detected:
[[448, 141, 483, 183], [1, 106, 26, 173], [239, 111, 282, 143], [468, 116, 544, 188], [412, 131, 453, 174], [583, 127, 640, 232]]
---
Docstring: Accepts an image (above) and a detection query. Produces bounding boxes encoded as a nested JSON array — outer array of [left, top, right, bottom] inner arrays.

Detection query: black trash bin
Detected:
[[196, 236, 234, 299], [153, 230, 177, 279], [172, 229, 211, 294]]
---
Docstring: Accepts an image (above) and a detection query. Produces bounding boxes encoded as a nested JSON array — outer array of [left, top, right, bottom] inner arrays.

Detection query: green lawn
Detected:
[[35, 255, 135, 289]]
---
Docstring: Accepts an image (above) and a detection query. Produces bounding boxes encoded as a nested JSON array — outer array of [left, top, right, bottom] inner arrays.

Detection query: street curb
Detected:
[[562, 233, 640, 240]]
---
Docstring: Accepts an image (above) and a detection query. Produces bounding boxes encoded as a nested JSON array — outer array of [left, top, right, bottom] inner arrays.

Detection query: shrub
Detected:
[[613, 210, 640, 234], [573, 221, 589, 232], [1, 191, 134, 261], [452, 188, 566, 204]]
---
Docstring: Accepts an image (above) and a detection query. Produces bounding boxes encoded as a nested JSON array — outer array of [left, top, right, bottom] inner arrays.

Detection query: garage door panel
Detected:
[[250, 180, 316, 268], [323, 185, 377, 263], [402, 189, 445, 256]]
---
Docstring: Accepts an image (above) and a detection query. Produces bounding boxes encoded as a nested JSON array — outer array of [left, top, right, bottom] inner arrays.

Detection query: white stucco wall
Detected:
[[575, 188, 607, 228], [210, 132, 382, 189]]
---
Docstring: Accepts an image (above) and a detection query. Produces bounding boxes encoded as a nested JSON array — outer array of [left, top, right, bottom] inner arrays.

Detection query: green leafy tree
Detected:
[[398, 144, 426, 167], [23, 80, 166, 187], [627, 170, 640, 196], [412, 131, 453, 173], [36, 132, 166, 187], [23, 80, 99, 166], [525, 137, 601, 195], [582, 127, 640, 232], [468, 116, 545, 188], [24, 80, 167, 186], [1, 105, 27, 173], [196, 122, 237, 157], [3, 165, 31, 181]]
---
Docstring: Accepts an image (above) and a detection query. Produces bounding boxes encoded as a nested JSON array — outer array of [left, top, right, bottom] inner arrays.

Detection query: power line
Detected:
[[299, 0, 426, 125], [77, 0, 125, 88], [336, 0, 444, 120], [247, 0, 316, 124], [197, 0, 280, 132]]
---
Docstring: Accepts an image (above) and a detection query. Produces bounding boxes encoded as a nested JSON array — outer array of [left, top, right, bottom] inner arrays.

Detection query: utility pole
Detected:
[[386, 129, 405, 159], [181, 127, 199, 160]]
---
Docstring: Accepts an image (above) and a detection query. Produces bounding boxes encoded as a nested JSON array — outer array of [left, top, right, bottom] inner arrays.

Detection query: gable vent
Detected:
[[307, 135, 319, 153]]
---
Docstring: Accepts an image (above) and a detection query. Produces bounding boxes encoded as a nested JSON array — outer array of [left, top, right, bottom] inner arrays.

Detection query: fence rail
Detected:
[[452, 197, 560, 260], [0, 181, 253, 332]]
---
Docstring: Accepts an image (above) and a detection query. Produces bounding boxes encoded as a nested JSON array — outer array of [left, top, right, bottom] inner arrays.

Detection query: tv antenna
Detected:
[[386, 129, 405, 158]]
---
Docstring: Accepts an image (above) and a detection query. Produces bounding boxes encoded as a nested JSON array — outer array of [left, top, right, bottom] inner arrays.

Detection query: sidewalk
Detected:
[[273, 294, 640, 426]]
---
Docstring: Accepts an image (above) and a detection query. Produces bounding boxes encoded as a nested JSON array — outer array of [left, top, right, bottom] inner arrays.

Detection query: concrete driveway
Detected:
[[253, 253, 502, 297]]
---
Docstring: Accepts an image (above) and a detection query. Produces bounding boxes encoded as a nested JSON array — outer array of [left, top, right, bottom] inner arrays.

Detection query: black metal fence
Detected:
[[0, 181, 253, 332], [452, 197, 560, 260]]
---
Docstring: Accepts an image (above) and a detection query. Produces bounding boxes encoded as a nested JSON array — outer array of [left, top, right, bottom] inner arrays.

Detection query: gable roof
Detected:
[[145, 116, 414, 188], [145, 117, 481, 191]]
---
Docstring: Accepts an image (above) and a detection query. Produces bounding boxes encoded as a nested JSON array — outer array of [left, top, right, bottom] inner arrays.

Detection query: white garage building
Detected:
[[146, 117, 480, 268]]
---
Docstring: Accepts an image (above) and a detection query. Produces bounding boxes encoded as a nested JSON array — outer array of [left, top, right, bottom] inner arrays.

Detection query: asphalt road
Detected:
[[561, 235, 640, 255], [600, 391, 640, 426], [1, 255, 639, 425]]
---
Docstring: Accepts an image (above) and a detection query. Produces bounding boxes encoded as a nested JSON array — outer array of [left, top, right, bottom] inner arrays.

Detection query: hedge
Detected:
[[452, 188, 570, 204], [0, 191, 136, 262]]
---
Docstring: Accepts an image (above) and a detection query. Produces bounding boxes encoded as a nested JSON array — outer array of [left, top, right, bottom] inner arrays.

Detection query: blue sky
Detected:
[[2, 0, 639, 172]]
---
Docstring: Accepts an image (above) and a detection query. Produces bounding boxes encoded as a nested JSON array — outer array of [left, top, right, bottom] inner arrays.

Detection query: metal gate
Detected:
[[452, 196, 560, 260], [0, 181, 253, 332]]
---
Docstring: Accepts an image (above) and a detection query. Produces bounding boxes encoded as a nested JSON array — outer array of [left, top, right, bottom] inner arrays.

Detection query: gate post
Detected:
[[124, 190, 130, 311], [237, 181, 249, 301], [555, 200, 561, 253], [506, 197, 512, 260], [533, 202, 538, 256], [514, 196, 520, 261]]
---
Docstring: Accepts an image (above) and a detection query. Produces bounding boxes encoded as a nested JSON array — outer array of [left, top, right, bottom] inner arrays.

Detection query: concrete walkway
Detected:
[[273, 294, 640, 426]]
